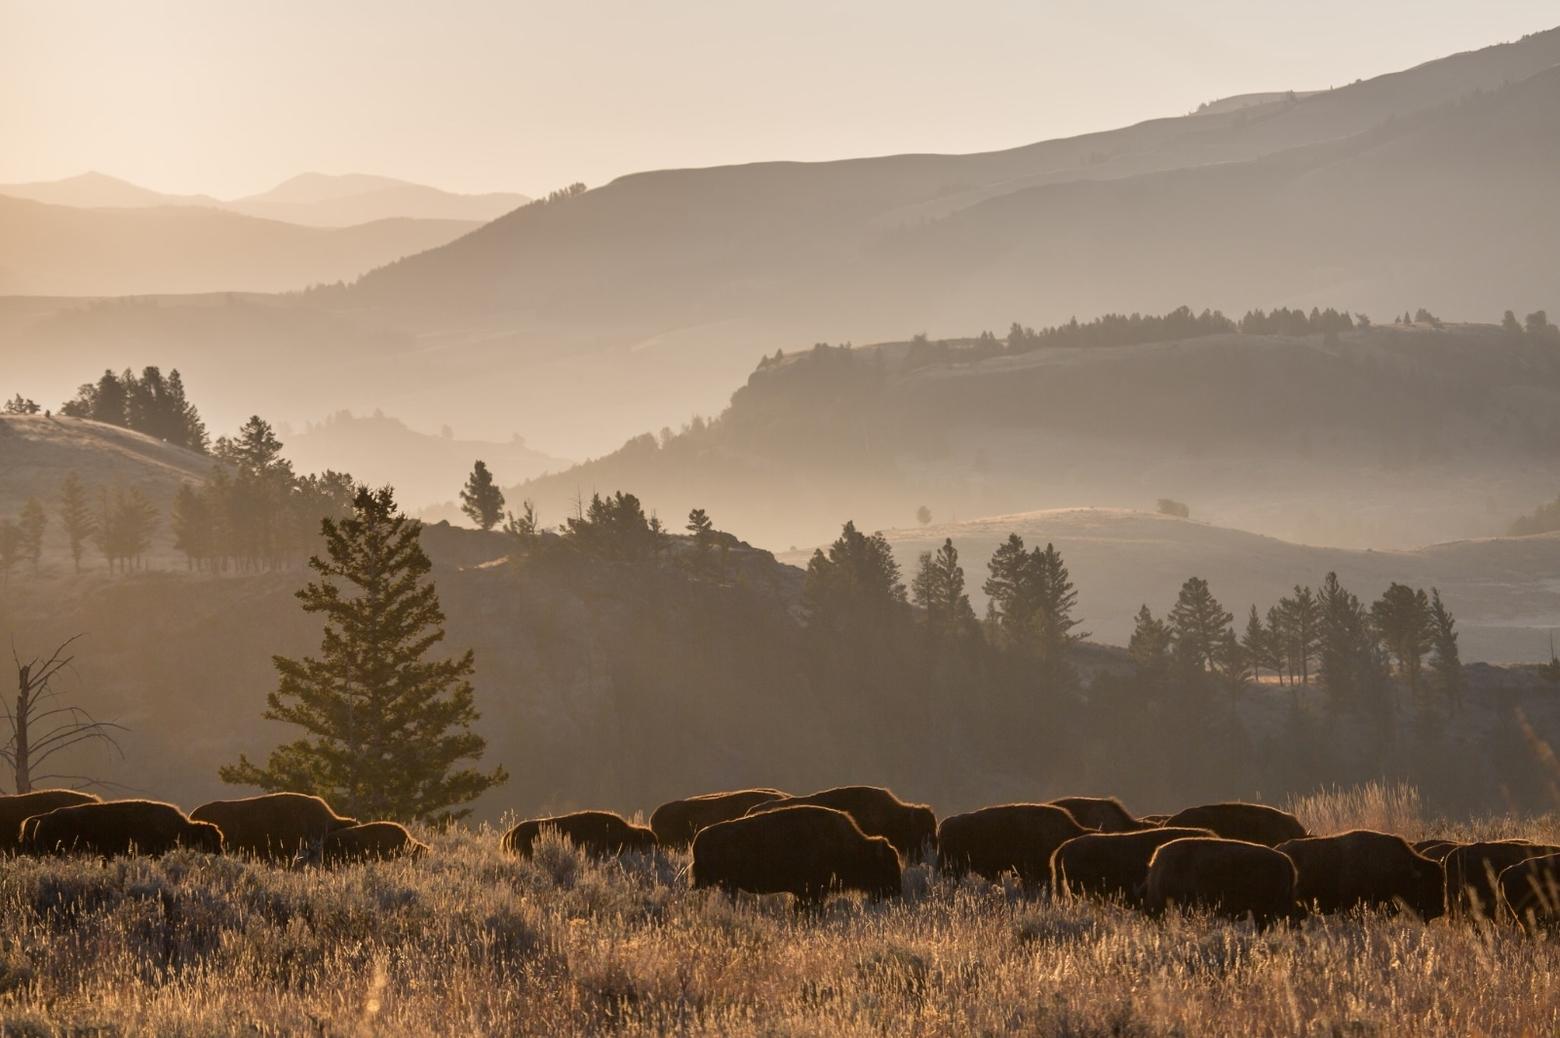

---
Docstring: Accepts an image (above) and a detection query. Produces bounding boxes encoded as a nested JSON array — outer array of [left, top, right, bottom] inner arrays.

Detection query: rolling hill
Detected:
[[0, 194, 482, 296], [509, 320, 1560, 552], [225, 172, 528, 227]]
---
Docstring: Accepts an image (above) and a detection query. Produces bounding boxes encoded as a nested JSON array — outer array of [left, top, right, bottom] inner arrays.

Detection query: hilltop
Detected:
[[511, 319, 1560, 551]]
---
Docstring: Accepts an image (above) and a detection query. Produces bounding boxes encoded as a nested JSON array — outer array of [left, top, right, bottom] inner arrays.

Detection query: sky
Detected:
[[1, 1, 1556, 198]]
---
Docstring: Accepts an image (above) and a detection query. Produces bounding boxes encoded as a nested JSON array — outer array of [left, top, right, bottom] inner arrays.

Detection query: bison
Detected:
[[1278, 830, 1444, 919], [649, 788, 788, 848], [0, 789, 100, 852], [692, 805, 900, 905], [1143, 836, 1297, 925], [1162, 802, 1306, 847], [320, 821, 428, 865], [1444, 840, 1560, 919], [1499, 852, 1560, 932], [1412, 839, 1460, 862], [22, 799, 222, 857], [501, 810, 657, 859], [1052, 827, 1215, 904], [937, 804, 1086, 888], [190, 792, 358, 861], [1046, 796, 1151, 833], [745, 786, 936, 862]]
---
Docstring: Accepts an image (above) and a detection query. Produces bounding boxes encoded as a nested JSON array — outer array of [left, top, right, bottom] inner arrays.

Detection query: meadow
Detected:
[[0, 784, 1556, 1037]]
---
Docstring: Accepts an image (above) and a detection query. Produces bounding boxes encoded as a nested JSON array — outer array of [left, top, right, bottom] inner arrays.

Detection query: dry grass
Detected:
[[0, 796, 1557, 1036]]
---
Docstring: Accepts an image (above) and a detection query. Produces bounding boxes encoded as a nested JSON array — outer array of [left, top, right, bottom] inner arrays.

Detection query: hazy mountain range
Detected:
[[0, 171, 528, 295], [4, 27, 1560, 508]]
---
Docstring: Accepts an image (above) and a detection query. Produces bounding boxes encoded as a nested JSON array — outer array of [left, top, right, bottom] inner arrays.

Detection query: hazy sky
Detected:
[[2, 1, 1556, 198]]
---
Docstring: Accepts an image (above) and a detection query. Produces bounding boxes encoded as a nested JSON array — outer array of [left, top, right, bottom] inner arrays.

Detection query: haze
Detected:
[[1, 1, 1555, 196]]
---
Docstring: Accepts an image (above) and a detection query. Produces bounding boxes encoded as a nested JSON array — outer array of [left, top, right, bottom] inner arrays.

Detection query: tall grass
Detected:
[[0, 798, 1555, 1035]]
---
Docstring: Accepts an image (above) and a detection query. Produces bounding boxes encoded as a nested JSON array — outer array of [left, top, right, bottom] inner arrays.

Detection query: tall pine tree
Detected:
[[459, 460, 506, 531], [220, 485, 506, 822]]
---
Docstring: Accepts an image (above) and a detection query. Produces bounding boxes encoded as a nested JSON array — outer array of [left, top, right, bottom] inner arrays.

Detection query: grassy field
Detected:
[[0, 785, 1557, 1036]]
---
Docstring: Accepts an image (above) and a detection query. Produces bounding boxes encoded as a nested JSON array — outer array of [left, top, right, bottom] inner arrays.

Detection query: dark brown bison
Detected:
[[0, 790, 100, 852], [1278, 830, 1444, 919], [1499, 852, 1560, 932], [1412, 839, 1460, 862], [745, 786, 936, 861], [1444, 841, 1560, 919], [1144, 837, 1297, 925], [1163, 803, 1306, 847], [1046, 796, 1151, 833], [1052, 827, 1215, 904], [501, 810, 657, 859], [692, 805, 900, 905], [937, 804, 1086, 888], [649, 788, 788, 848], [22, 800, 223, 857], [320, 821, 428, 865], [190, 792, 358, 861]]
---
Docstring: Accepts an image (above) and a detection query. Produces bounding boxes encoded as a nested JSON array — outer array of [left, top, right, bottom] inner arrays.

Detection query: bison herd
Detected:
[[5, 784, 1560, 932]]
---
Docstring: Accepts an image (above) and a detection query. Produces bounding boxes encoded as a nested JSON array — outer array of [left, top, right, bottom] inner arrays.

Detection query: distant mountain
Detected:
[[510, 321, 1560, 552], [0, 171, 220, 209], [346, 27, 1560, 339], [0, 194, 480, 295], [0, 171, 529, 228], [280, 410, 567, 513]]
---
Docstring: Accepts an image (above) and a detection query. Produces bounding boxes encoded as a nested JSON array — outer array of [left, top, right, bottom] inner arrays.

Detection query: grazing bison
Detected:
[[320, 821, 428, 865], [1144, 837, 1297, 925], [1046, 796, 1151, 833], [1412, 839, 1460, 862], [650, 788, 788, 848], [1278, 830, 1444, 919], [190, 793, 358, 861], [1444, 841, 1560, 919], [1499, 853, 1560, 932], [692, 805, 900, 905], [745, 786, 936, 861], [22, 800, 223, 857], [937, 804, 1086, 888], [1052, 827, 1215, 904], [0, 790, 100, 852], [501, 811, 657, 859], [1163, 803, 1306, 847]]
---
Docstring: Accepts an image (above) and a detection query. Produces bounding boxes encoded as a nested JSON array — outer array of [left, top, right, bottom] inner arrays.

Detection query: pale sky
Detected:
[[2, 1, 1555, 198]]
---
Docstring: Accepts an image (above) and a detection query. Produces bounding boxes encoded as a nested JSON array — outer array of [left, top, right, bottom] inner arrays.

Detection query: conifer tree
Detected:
[[18, 498, 45, 573], [910, 538, 977, 643], [58, 472, 95, 573], [686, 507, 715, 553], [171, 483, 213, 570], [1317, 571, 1380, 710], [1168, 576, 1233, 672], [220, 485, 506, 822], [1128, 604, 1171, 676], [1427, 588, 1464, 711], [1371, 582, 1433, 696], [459, 460, 505, 531]]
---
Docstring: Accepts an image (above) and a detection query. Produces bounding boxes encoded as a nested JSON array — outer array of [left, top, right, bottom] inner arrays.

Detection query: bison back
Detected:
[[650, 788, 787, 848], [1145, 837, 1297, 924], [1052, 827, 1214, 904], [1163, 803, 1306, 846], [937, 804, 1085, 888]]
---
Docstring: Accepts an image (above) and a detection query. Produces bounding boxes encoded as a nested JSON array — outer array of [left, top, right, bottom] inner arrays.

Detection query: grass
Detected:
[[0, 788, 1556, 1036]]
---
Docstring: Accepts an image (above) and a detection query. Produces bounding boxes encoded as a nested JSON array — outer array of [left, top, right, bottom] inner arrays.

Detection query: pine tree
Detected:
[[982, 534, 1031, 643], [459, 460, 505, 531], [18, 498, 45, 573], [171, 483, 213, 570], [1427, 588, 1464, 711], [1241, 605, 1277, 683], [1317, 571, 1381, 711], [803, 521, 906, 636], [58, 473, 95, 573], [910, 538, 977, 644], [1128, 604, 1171, 675], [1168, 576, 1233, 672], [1028, 541, 1085, 685], [1371, 582, 1434, 696], [1273, 585, 1321, 685], [686, 507, 715, 554], [220, 485, 506, 822]]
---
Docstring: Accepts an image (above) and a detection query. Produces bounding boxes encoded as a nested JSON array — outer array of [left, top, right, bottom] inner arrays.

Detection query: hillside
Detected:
[[512, 321, 1560, 551], [280, 410, 568, 513], [0, 195, 481, 296]]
